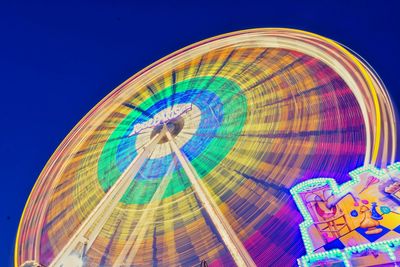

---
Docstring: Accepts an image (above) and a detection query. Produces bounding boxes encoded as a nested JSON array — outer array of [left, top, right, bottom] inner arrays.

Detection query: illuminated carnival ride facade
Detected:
[[16, 29, 399, 267]]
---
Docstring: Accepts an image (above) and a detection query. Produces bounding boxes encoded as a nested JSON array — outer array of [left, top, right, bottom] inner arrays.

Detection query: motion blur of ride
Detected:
[[16, 29, 399, 266]]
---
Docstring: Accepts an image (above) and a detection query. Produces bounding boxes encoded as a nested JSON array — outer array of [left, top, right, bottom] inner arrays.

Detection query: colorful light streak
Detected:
[[15, 29, 397, 266]]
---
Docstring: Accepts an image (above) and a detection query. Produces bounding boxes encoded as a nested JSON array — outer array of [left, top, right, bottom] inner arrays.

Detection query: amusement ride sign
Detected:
[[129, 104, 192, 136]]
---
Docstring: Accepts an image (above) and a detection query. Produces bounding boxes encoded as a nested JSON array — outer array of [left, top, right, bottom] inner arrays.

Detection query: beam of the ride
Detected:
[[49, 131, 164, 267], [165, 130, 256, 267], [114, 154, 176, 266]]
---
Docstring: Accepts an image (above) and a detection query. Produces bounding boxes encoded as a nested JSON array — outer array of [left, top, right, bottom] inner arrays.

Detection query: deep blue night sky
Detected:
[[0, 1, 399, 266]]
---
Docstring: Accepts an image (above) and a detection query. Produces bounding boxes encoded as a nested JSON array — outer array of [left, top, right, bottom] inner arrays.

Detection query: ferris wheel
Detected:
[[16, 28, 397, 267]]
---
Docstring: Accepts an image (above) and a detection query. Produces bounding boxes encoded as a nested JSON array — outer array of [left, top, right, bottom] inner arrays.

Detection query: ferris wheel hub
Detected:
[[150, 116, 185, 143]]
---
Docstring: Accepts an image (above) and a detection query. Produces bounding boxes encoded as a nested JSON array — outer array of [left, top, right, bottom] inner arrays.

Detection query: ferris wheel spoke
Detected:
[[243, 56, 306, 92], [49, 130, 165, 267], [170, 70, 177, 107], [122, 102, 153, 119], [165, 129, 256, 267], [114, 154, 177, 266]]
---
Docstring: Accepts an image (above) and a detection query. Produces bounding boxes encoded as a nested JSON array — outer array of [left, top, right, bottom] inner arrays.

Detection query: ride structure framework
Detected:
[[16, 28, 398, 267]]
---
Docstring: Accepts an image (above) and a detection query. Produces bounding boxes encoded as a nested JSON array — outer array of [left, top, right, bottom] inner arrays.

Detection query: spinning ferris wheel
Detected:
[[16, 29, 397, 267]]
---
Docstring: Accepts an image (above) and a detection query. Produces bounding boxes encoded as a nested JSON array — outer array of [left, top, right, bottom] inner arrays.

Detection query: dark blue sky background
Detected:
[[1, 1, 399, 266]]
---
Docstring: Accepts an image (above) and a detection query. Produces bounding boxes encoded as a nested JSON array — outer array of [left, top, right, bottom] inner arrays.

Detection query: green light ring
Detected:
[[98, 76, 247, 204]]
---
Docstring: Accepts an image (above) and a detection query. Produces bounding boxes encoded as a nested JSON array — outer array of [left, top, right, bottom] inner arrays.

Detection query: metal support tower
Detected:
[[49, 122, 255, 267]]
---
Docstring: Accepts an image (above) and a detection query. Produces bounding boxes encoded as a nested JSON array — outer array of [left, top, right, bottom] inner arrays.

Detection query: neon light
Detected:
[[291, 162, 400, 267]]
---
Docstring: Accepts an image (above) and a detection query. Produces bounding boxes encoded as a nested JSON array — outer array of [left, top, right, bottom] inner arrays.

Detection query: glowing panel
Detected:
[[292, 162, 400, 266]]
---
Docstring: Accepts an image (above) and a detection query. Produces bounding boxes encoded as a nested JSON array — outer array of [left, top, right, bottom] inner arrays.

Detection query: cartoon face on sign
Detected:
[[291, 163, 400, 267]]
